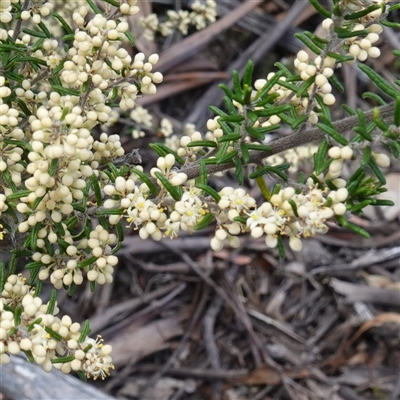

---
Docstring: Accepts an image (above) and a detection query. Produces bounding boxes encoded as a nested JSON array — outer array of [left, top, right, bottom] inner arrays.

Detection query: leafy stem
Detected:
[[179, 102, 395, 180]]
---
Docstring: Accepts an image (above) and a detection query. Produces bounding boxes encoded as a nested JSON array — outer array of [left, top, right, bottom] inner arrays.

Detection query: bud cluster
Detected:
[[0, 275, 113, 379]]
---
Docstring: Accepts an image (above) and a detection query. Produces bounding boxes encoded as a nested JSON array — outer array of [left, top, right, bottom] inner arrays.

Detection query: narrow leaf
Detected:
[[359, 64, 400, 98], [154, 172, 182, 201], [317, 123, 349, 145], [194, 212, 214, 231], [195, 183, 221, 202]]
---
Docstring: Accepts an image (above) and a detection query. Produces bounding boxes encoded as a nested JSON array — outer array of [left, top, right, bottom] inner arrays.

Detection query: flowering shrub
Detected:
[[1, 0, 399, 380]]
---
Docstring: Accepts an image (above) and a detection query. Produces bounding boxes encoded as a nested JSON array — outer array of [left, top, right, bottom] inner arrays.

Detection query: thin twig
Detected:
[[204, 296, 223, 400], [142, 283, 210, 390], [162, 242, 281, 370], [12, 0, 30, 41], [134, 364, 249, 380]]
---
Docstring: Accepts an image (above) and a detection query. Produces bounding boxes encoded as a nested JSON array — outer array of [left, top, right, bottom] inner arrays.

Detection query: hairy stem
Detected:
[[12, 0, 30, 41], [179, 102, 395, 180]]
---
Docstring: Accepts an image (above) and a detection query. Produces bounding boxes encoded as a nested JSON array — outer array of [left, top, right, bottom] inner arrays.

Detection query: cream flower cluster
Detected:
[[346, 23, 382, 61], [265, 145, 318, 173], [0, 0, 18, 24], [69, 10, 163, 106], [167, 187, 209, 234], [160, 118, 174, 138], [20, 2, 54, 24], [130, 106, 153, 128], [140, 0, 217, 40], [164, 123, 197, 153], [129, 108, 174, 139], [189, 0, 218, 30], [294, 51, 336, 108], [209, 179, 350, 253], [101, 173, 210, 241], [206, 116, 224, 140], [238, 1, 388, 129], [0, 275, 114, 379], [9, 7, 163, 124], [103, 172, 167, 240], [0, 1, 164, 294], [322, 18, 383, 61], [34, 224, 117, 288], [150, 154, 188, 187], [177, 130, 203, 162]]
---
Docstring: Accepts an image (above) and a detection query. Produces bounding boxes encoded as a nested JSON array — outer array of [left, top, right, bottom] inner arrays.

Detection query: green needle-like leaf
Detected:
[[154, 172, 182, 201], [195, 183, 221, 202], [194, 212, 214, 231], [359, 64, 400, 98]]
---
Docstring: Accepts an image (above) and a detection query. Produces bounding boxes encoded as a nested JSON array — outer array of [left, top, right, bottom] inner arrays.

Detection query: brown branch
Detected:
[[179, 102, 395, 180]]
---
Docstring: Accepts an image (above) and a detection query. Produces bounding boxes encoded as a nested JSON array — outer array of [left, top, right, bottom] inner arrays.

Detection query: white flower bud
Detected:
[[367, 47, 380, 58], [8, 342, 20, 355], [329, 159, 343, 173], [297, 50, 309, 63], [264, 223, 277, 235], [289, 236, 302, 252], [20, 338, 32, 351], [315, 74, 328, 87], [336, 188, 348, 202], [340, 146, 353, 160], [71, 359, 82, 371], [333, 203, 347, 215], [282, 187, 295, 200], [215, 229, 227, 241], [87, 270, 98, 281], [357, 50, 368, 62], [323, 93, 335, 105], [227, 223, 241, 235], [372, 152, 390, 168], [359, 38, 371, 50], [148, 54, 159, 64], [251, 227, 263, 239], [32, 344, 46, 357], [210, 237, 224, 252], [265, 235, 277, 248], [270, 194, 282, 206], [170, 173, 187, 186], [322, 18, 333, 31]]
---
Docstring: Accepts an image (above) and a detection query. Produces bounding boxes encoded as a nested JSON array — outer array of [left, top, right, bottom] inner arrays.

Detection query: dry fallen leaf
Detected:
[[237, 365, 310, 385], [109, 308, 189, 367], [347, 312, 400, 348], [213, 250, 253, 265]]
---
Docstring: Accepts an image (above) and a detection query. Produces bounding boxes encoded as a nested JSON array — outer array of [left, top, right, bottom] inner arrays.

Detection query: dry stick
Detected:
[[180, 102, 395, 180], [90, 281, 182, 332], [204, 297, 223, 369], [203, 263, 241, 390], [135, 364, 248, 380], [217, 0, 301, 49], [142, 283, 210, 390], [204, 296, 224, 400], [156, 0, 264, 73], [162, 242, 280, 370], [184, 0, 310, 127], [138, 72, 229, 107], [100, 282, 187, 337]]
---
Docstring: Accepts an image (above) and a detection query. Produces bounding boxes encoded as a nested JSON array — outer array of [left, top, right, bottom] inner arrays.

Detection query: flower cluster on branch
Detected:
[[1, 274, 113, 379]]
